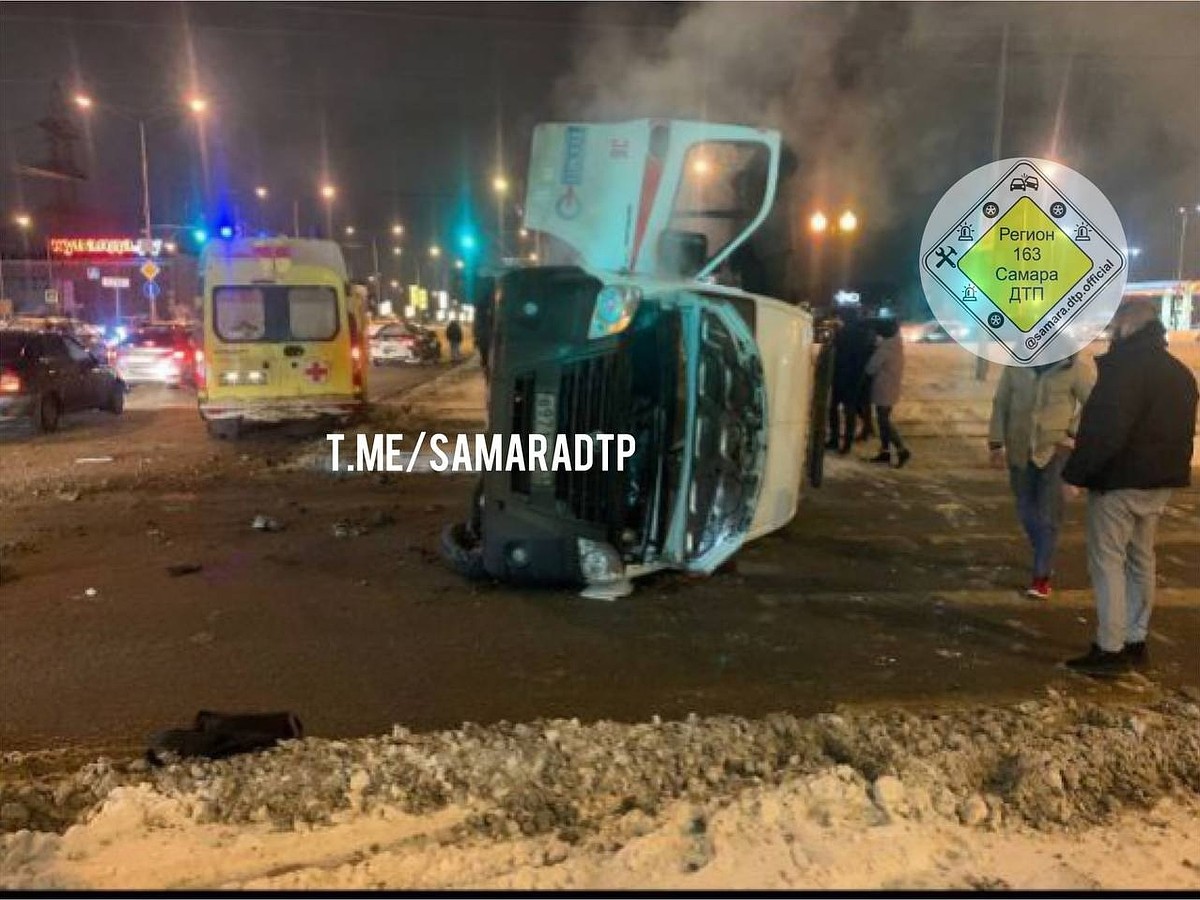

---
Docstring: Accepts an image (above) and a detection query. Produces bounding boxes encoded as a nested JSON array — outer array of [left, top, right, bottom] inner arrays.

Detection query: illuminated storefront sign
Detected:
[[49, 237, 164, 259]]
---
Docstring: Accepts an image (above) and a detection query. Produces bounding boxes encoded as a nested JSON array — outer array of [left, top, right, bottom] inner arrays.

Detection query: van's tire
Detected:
[[440, 523, 488, 581], [807, 342, 835, 488], [206, 418, 241, 440], [105, 382, 126, 415], [33, 392, 61, 433]]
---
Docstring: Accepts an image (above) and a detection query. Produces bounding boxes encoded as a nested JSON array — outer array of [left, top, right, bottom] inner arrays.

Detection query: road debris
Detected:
[[250, 515, 284, 533], [165, 564, 203, 578], [73, 458, 114, 465]]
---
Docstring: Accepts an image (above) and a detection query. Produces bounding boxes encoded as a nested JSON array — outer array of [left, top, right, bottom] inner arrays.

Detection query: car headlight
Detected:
[[587, 285, 641, 340], [577, 538, 624, 583]]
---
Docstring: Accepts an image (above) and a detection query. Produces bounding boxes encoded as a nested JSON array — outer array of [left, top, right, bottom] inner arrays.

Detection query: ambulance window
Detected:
[[288, 287, 339, 341], [213, 287, 267, 342], [667, 142, 770, 273]]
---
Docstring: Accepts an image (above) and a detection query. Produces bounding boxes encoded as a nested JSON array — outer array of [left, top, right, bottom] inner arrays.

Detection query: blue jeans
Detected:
[[1009, 453, 1066, 579]]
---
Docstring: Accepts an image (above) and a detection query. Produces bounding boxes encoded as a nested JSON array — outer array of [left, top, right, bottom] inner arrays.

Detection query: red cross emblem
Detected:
[[303, 360, 329, 383]]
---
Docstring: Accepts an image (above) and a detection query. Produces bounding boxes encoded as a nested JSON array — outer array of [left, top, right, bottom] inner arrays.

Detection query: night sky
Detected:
[[2, 1, 1197, 303]]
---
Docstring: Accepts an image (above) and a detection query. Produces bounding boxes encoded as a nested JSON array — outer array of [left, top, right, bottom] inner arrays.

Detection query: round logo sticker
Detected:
[[919, 158, 1128, 366]]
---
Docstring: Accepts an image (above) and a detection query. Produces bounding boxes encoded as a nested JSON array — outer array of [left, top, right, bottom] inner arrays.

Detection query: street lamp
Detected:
[[493, 175, 511, 257], [838, 210, 858, 233], [345, 225, 356, 237], [809, 211, 828, 234], [255, 186, 268, 199], [454, 259, 464, 270], [391, 223, 404, 237], [72, 92, 209, 248], [319, 184, 336, 237], [429, 245, 441, 258], [13, 214, 31, 230]]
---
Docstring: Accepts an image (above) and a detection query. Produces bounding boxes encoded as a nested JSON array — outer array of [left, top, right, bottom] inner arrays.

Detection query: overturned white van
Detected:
[[443, 119, 825, 598]]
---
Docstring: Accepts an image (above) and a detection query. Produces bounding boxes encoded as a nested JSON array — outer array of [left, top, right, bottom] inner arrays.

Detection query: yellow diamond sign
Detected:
[[957, 197, 1093, 332], [140, 260, 160, 281]]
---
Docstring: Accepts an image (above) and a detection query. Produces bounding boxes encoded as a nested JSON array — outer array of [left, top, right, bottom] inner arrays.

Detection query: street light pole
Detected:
[[1177, 206, 1191, 285], [138, 119, 152, 243]]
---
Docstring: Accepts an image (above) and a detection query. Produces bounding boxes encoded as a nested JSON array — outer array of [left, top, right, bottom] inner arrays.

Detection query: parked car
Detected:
[[369, 320, 441, 364], [0, 328, 126, 432], [115, 323, 199, 388], [904, 319, 973, 344], [7, 316, 108, 361]]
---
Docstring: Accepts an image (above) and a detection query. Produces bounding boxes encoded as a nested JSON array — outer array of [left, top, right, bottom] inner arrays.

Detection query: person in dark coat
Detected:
[[827, 308, 876, 454], [1061, 298, 1198, 676], [445, 318, 464, 363]]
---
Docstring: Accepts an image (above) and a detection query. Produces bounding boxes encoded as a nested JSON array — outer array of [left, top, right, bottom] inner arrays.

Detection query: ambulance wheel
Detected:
[[206, 418, 241, 440], [807, 342, 835, 488]]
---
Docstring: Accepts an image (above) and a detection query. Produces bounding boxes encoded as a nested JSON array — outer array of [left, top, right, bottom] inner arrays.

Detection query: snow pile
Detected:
[[3, 693, 1200, 888]]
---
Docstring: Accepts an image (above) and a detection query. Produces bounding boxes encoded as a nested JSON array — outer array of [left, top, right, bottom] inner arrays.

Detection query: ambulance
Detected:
[[197, 238, 368, 438], [443, 119, 826, 598]]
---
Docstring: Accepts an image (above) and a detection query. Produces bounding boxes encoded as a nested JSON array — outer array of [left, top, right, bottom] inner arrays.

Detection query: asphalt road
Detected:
[[2, 393, 1198, 756]]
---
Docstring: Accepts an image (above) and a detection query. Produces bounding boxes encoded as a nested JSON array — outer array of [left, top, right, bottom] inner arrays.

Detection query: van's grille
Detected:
[[555, 354, 623, 525]]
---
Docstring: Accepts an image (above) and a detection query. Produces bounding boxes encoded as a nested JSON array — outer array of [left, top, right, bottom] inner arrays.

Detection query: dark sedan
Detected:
[[1, 329, 126, 432]]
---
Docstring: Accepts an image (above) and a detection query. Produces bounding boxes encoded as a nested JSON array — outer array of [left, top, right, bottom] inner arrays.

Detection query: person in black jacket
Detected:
[[1061, 298, 1199, 675], [827, 308, 876, 454]]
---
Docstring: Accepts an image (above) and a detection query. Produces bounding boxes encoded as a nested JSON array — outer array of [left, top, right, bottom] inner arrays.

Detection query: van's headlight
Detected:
[[588, 285, 641, 340], [577, 538, 624, 583], [218, 371, 241, 385]]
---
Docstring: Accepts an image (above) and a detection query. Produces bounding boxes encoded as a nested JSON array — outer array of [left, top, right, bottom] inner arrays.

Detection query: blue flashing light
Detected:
[[458, 231, 477, 252], [218, 225, 234, 240], [193, 228, 209, 244]]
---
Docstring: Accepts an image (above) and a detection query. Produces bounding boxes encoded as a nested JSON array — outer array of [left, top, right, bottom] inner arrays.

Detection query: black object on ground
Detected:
[[147, 710, 304, 764]]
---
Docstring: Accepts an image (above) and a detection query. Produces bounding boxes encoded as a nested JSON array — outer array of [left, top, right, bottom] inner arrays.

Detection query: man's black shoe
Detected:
[[1123, 641, 1149, 668], [825, 438, 839, 451], [867, 451, 892, 464], [1065, 643, 1131, 677]]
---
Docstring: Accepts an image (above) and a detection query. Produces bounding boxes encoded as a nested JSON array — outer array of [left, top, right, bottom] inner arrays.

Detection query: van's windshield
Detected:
[[213, 286, 340, 343]]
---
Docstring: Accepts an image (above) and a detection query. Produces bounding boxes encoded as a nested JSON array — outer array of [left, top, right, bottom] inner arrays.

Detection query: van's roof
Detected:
[[202, 238, 347, 280]]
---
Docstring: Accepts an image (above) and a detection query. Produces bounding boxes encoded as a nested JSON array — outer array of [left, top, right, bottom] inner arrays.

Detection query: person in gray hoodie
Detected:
[[988, 354, 1095, 600], [864, 317, 911, 468]]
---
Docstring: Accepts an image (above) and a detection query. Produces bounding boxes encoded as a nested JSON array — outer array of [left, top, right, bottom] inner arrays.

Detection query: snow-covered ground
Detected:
[[3, 694, 1200, 889]]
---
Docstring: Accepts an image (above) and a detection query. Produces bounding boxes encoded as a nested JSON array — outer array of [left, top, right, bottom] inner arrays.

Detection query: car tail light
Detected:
[[194, 350, 206, 389], [0, 368, 21, 393], [172, 350, 185, 360]]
